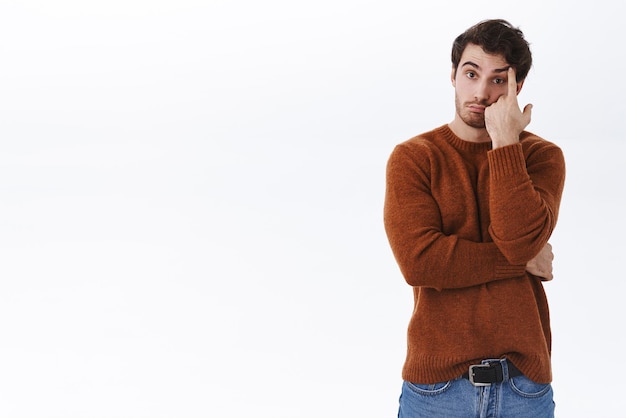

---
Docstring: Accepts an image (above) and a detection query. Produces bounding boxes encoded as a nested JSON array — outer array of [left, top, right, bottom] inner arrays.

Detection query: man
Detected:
[[384, 19, 565, 417]]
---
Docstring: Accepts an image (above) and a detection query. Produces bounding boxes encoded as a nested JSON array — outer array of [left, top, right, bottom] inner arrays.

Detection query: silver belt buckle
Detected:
[[469, 364, 492, 387]]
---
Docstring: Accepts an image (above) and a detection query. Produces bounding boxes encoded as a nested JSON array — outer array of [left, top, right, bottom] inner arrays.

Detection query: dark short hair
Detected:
[[451, 19, 532, 82]]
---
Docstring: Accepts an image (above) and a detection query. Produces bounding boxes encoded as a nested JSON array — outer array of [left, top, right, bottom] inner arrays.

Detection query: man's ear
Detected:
[[451, 67, 456, 87], [516, 79, 525, 95]]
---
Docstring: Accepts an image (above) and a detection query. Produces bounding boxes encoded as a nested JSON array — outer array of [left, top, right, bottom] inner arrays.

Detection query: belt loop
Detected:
[[500, 357, 523, 381], [501, 358, 511, 380]]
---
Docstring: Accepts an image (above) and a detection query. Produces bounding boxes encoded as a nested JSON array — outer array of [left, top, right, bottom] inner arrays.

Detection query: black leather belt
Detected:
[[462, 360, 523, 386]]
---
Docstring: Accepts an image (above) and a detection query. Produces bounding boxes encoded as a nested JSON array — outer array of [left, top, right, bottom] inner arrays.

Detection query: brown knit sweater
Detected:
[[384, 124, 565, 384]]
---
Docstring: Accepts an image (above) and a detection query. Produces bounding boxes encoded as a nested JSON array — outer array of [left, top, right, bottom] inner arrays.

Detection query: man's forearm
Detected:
[[487, 142, 565, 264]]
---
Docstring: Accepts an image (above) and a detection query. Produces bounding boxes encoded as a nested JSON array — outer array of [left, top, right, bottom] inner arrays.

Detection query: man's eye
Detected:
[[466, 72, 476, 79], [494, 78, 506, 84]]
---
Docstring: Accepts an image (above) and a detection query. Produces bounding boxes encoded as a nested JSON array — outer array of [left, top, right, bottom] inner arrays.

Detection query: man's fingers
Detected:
[[507, 67, 517, 97], [523, 103, 533, 124]]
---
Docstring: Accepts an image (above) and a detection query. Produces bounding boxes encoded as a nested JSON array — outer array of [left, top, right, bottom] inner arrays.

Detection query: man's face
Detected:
[[451, 43, 523, 129]]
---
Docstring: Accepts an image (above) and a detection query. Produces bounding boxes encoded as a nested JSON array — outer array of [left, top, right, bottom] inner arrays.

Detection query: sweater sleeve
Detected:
[[487, 140, 566, 264], [384, 143, 527, 290]]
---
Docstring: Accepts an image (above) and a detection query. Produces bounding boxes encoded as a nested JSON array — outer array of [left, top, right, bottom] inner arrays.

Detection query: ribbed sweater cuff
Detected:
[[488, 143, 526, 179], [495, 251, 526, 279], [495, 263, 527, 279]]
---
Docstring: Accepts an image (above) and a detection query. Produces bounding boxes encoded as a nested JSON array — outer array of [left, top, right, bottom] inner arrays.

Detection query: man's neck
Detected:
[[448, 118, 491, 144]]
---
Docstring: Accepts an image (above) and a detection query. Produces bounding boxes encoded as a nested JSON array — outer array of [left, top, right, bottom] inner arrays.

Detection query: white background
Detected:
[[0, 1, 624, 417]]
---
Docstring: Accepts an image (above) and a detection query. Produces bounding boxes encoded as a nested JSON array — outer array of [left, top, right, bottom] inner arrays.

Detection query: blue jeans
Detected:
[[398, 359, 554, 418]]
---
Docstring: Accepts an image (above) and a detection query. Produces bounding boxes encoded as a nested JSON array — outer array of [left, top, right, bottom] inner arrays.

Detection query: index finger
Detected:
[[507, 67, 518, 97]]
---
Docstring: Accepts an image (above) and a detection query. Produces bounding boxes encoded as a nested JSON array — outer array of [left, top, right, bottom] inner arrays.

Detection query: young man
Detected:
[[384, 20, 565, 417]]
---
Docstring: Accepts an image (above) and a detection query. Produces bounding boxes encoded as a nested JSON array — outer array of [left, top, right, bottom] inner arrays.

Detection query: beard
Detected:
[[455, 94, 487, 129]]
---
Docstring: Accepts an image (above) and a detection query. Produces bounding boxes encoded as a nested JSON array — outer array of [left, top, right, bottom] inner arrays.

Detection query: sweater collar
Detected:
[[439, 125, 492, 153]]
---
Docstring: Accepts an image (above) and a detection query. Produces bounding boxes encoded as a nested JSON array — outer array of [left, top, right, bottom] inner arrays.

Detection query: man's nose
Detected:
[[474, 80, 491, 103]]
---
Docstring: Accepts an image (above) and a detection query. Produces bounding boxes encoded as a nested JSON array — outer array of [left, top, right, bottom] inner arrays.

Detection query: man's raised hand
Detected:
[[485, 67, 532, 148]]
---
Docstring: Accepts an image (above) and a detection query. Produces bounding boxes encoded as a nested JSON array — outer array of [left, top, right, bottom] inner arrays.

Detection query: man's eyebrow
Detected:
[[460, 61, 511, 74], [493, 66, 511, 73], [461, 61, 479, 69]]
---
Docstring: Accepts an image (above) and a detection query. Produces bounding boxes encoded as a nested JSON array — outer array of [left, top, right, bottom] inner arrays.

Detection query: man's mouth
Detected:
[[468, 103, 486, 113]]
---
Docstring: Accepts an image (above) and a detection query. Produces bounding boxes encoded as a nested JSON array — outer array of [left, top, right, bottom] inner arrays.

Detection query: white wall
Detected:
[[0, 1, 623, 417]]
